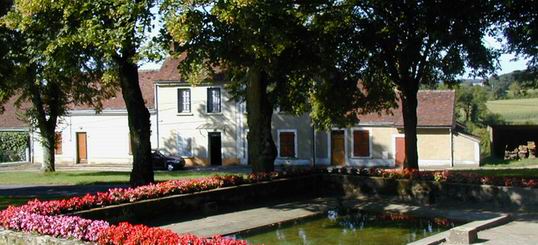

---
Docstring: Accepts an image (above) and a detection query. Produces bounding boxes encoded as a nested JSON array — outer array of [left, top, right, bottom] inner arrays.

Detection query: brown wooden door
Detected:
[[76, 132, 88, 164], [395, 137, 406, 167], [331, 130, 345, 166]]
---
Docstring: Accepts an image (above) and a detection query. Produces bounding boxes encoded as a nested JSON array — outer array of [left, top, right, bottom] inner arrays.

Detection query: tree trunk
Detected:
[[400, 82, 419, 170], [116, 53, 154, 187], [27, 75, 59, 173], [246, 67, 277, 172], [40, 130, 56, 172]]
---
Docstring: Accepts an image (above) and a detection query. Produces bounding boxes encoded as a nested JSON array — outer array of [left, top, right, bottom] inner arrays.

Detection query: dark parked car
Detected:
[[151, 150, 185, 171]]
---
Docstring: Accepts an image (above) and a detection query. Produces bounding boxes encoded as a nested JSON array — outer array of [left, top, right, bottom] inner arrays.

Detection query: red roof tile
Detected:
[[155, 55, 184, 81], [358, 90, 455, 127], [71, 70, 159, 110], [0, 97, 29, 129]]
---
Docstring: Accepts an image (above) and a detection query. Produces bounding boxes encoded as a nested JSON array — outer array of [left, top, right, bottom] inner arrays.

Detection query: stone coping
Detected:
[[0, 228, 88, 245], [72, 175, 318, 212], [408, 214, 511, 245], [333, 198, 512, 245], [160, 199, 330, 237]]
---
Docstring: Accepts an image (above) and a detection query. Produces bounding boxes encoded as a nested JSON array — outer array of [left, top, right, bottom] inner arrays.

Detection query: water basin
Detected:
[[235, 210, 461, 245]]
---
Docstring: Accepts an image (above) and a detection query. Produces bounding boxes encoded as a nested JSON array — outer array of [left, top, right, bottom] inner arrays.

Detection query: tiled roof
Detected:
[[0, 96, 29, 129], [70, 70, 160, 110], [155, 55, 185, 82], [358, 90, 455, 127]]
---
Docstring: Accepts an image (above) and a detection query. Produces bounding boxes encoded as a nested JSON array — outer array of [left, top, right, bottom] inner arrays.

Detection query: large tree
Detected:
[[344, 0, 498, 169], [0, 1, 113, 172], [12, 0, 157, 186], [85, 0, 157, 186], [161, 1, 393, 172]]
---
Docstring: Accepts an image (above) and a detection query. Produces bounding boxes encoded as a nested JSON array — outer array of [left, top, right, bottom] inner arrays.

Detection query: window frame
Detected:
[[277, 129, 298, 158], [177, 88, 192, 114], [351, 128, 372, 158], [206, 87, 222, 113]]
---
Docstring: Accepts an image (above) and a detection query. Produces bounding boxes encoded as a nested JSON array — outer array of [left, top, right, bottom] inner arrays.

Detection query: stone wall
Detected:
[[0, 228, 87, 245], [321, 174, 538, 209]]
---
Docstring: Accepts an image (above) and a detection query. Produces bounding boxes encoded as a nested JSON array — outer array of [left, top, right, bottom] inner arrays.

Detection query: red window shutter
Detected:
[[353, 130, 369, 157], [54, 132, 62, 155], [279, 132, 295, 157]]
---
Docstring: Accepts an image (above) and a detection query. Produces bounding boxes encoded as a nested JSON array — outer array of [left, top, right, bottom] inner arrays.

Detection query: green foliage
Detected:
[[0, 0, 134, 171], [161, 0, 395, 130], [456, 84, 495, 125], [500, 0, 538, 73], [0, 132, 28, 162], [339, 0, 499, 169], [455, 84, 503, 157]]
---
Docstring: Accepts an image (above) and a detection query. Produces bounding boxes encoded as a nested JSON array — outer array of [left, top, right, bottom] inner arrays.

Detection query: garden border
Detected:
[[1, 169, 535, 244]]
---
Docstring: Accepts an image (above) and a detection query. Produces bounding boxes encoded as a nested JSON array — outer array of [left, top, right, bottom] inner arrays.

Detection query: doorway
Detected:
[[395, 136, 406, 167], [208, 132, 222, 166], [76, 132, 88, 164], [331, 130, 345, 166]]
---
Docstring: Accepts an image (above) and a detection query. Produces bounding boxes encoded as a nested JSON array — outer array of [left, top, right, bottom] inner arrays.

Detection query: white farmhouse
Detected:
[[1, 58, 481, 169]]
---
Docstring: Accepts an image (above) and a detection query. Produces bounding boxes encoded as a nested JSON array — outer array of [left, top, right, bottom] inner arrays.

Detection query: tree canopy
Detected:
[[0, 0, 115, 171], [161, 0, 394, 171], [336, 0, 499, 169], [1, 0, 157, 183]]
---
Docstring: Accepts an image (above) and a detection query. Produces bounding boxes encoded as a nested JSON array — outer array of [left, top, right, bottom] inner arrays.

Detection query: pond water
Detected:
[[235, 210, 460, 245]]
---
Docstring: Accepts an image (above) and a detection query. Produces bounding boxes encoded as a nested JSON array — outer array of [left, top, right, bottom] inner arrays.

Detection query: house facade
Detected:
[[153, 59, 479, 169], [270, 91, 480, 169], [31, 70, 159, 164], [1, 58, 480, 168]]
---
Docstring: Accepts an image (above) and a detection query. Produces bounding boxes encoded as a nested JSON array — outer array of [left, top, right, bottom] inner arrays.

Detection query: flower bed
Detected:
[[325, 167, 538, 188], [0, 168, 314, 245]]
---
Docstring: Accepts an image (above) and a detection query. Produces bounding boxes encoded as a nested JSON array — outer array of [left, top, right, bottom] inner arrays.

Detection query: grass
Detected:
[[486, 97, 538, 124], [0, 170, 238, 185], [481, 157, 538, 168]]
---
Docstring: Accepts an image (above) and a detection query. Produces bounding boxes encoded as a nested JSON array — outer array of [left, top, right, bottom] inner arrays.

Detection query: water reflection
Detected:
[[239, 210, 460, 245], [276, 229, 286, 241]]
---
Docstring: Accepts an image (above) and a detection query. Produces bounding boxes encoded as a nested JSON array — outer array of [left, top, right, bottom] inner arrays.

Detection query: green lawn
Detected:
[[486, 98, 538, 124], [0, 170, 237, 185], [480, 157, 538, 169]]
